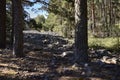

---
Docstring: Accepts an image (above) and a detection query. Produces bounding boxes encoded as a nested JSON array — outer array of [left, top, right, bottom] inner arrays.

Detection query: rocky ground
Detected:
[[0, 30, 120, 80]]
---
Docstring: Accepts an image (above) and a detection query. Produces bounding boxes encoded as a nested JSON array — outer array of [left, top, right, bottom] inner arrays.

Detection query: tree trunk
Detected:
[[91, 0, 96, 36], [0, 0, 6, 49], [12, 0, 24, 57], [109, 0, 112, 36], [74, 0, 89, 64]]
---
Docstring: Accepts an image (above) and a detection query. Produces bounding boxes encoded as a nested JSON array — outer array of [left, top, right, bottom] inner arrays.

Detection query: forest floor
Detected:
[[0, 30, 120, 80]]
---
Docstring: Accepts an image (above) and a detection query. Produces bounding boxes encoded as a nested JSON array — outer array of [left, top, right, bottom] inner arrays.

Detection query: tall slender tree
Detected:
[[12, 0, 24, 57], [0, 0, 6, 49], [91, 0, 96, 36], [74, 0, 89, 63]]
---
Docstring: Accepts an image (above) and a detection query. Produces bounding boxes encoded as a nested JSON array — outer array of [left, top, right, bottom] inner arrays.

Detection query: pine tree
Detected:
[[74, 0, 89, 63], [0, 0, 6, 49], [12, 0, 24, 57]]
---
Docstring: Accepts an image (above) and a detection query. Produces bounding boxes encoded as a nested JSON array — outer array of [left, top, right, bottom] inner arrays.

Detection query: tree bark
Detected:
[[12, 0, 24, 57], [0, 0, 6, 49], [91, 0, 96, 36], [74, 0, 89, 63]]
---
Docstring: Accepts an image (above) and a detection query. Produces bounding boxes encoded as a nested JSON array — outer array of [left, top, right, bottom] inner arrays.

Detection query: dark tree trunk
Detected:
[[74, 0, 89, 63], [0, 0, 6, 49], [12, 0, 24, 57], [109, 0, 112, 36]]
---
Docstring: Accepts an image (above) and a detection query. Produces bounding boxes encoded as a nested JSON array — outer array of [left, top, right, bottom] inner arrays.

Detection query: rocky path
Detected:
[[0, 30, 120, 80]]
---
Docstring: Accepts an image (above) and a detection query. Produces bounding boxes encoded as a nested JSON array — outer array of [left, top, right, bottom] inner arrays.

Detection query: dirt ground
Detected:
[[0, 31, 120, 80]]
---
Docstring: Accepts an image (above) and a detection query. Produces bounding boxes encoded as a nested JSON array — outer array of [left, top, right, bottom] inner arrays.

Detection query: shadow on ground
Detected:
[[0, 30, 120, 80]]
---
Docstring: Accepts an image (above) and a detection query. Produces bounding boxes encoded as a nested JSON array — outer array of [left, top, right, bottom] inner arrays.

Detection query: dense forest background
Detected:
[[6, 0, 120, 50]]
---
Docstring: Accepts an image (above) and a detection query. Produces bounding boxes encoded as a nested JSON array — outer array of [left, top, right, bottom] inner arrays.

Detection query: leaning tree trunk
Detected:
[[12, 0, 24, 57], [74, 0, 89, 64], [0, 0, 6, 49]]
